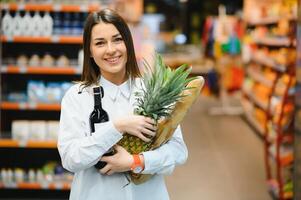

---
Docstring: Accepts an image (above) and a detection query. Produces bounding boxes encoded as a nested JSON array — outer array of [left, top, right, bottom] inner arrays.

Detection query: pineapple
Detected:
[[118, 53, 195, 154], [131, 76, 204, 184]]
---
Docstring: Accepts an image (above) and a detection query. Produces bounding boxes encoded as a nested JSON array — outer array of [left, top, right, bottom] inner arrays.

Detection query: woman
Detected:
[[58, 9, 188, 200]]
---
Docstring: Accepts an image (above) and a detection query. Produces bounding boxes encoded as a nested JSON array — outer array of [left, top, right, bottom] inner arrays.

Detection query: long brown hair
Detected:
[[81, 8, 141, 88]]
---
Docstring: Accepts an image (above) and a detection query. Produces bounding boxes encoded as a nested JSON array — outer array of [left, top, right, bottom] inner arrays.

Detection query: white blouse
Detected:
[[58, 76, 188, 200]]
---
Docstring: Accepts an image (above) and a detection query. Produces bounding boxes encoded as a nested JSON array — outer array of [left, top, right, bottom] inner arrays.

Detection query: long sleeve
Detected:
[[141, 125, 188, 175], [57, 87, 123, 173]]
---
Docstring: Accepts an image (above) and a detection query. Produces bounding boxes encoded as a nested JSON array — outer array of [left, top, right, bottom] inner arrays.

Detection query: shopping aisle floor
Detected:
[[166, 96, 272, 200]]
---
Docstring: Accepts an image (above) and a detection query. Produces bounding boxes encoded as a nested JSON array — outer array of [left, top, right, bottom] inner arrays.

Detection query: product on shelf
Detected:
[[28, 54, 41, 66], [29, 121, 47, 141], [41, 53, 55, 66], [12, 120, 60, 142], [2, 10, 13, 37], [41, 12, 53, 37], [27, 80, 46, 102], [26, 81, 72, 103], [12, 120, 30, 143], [0, 162, 73, 189], [56, 54, 70, 67], [16, 54, 28, 66]]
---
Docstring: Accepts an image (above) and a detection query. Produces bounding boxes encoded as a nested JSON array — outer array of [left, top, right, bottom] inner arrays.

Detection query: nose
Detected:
[[106, 42, 116, 54]]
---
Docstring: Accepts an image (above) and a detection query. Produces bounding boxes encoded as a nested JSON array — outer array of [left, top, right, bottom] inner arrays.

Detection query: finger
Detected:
[[114, 145, 124, 152], [106, 169, 114, 176], [138, 133, 151, 142], [99, 164, 111, 174], [100, 156, 110, 163], [144, 122, 157, 131], [144, 117, 156, 125], [141, 127, 156, 137]]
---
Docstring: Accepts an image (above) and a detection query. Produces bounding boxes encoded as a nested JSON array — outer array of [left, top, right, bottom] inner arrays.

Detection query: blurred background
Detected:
[[0, 0, 299, 199]]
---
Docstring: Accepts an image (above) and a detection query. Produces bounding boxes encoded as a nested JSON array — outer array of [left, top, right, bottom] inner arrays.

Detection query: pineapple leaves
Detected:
[[135, 53, 196, 121]]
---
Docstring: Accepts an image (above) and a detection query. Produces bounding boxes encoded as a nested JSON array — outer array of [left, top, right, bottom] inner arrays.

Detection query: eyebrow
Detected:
[[94, 34, 122, 41]]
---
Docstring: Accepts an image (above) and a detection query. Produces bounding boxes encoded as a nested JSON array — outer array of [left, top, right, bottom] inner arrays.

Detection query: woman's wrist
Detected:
[[139, 154, 145, 170], [113, 119, 124, 134]]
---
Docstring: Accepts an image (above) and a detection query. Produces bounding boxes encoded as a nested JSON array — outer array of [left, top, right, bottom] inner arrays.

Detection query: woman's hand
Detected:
[[99, 145, 133, 175], [113, 115, 156, 142]]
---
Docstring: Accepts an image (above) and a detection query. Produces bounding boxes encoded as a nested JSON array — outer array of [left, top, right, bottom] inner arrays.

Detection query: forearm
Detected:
[[141, 126, 188, 175], [58, 121, 123, 173]]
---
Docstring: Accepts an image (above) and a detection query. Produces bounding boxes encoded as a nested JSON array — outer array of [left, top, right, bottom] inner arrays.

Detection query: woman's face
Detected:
[[90, 22, 127, 84]]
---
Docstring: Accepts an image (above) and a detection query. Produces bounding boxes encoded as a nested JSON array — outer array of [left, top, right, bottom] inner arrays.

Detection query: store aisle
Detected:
[[166, 96, 272, 200]]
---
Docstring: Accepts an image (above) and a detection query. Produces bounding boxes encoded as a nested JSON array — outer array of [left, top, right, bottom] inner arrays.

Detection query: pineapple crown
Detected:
[[134, 53, 196, 121]]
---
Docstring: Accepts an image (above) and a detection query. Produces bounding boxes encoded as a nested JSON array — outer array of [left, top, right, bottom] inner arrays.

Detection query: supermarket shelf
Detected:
[[246, 15, 297, 26], [0, 139, 57, 148], [254, 37, 292, 47], [0, 3, 100, 12], [243, 89, 269, 112], [1, 35, 82, 44], [1, 102, 61, 111], [246, 68, 273, 88], [269, 146, 294, 167], [241, 99, 265, 137], [0, 181, 70, 190], [251, 52, 287, 72], [1, 65, 81, 75], [268, 179, 293, 199]]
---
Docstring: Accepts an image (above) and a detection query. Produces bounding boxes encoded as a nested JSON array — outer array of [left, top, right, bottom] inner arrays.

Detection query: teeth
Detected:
[[106, 57, 119, 63]]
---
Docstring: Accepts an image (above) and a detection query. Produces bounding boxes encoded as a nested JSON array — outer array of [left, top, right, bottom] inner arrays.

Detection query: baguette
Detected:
[[130, 76, 205, 184]]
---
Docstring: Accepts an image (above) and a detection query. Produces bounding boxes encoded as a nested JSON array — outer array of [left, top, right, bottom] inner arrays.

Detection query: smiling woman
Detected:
[[90, 23, 128, 84], [81, 9, 141, 87], [57, 8, 188, 200]]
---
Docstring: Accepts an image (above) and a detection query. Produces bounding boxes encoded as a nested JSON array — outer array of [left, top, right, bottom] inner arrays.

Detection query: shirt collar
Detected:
[[100, 76, 131, 101]]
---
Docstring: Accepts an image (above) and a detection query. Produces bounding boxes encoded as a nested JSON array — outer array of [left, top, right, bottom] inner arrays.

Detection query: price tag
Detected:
[[53, 4, 61, 12], [18, 4, 25, 10], [55, 182, 63, 189], [51, 35, 59, 43], [10, 182, 17, 189], [28, 102, 37, 109], [75, 67, 82, 74], [19, 66, 27, 73], [1, 66, 8, 73], [6, 36, 13, 42], [80, 5, 88, 12], [19, 102, 27, 110], [41, 182, 48, 189], [19, 140, 27, 148]]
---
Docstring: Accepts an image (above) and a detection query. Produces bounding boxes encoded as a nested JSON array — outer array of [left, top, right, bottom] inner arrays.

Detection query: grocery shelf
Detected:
[[0, 3, 100, 12], [243, 89, 269, 112], [269, 146, 294, 167], [0, 181, 70, 190], [1, 102, 61, 111], [246, 68, 273, 88], [1, 35, 83, 44], [241, 99, 265, 137], [0, 139, 57, 148], [251, 52, 287, 72], [1, 65, 81, 75], [244, 2, 296, 198], [246, 15, 297, 26], [268, 179, 293, 199], [267, 133, 294, 145], [254, 37, 292, 47]]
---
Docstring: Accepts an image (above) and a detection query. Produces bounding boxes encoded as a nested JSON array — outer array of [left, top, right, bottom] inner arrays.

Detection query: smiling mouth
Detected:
[[105, 56, 121, 64]]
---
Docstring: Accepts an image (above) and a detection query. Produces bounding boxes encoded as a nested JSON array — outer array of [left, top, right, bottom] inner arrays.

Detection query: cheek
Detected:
[[90, 47, 103, 59]]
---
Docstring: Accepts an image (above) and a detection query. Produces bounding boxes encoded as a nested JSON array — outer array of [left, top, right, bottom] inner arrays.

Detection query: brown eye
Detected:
[[114, 37, 123, 42], [96, 41, 105, 46]]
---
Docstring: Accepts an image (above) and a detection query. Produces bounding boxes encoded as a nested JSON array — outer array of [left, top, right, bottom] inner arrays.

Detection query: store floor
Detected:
[[166, 95, 272, 200]]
